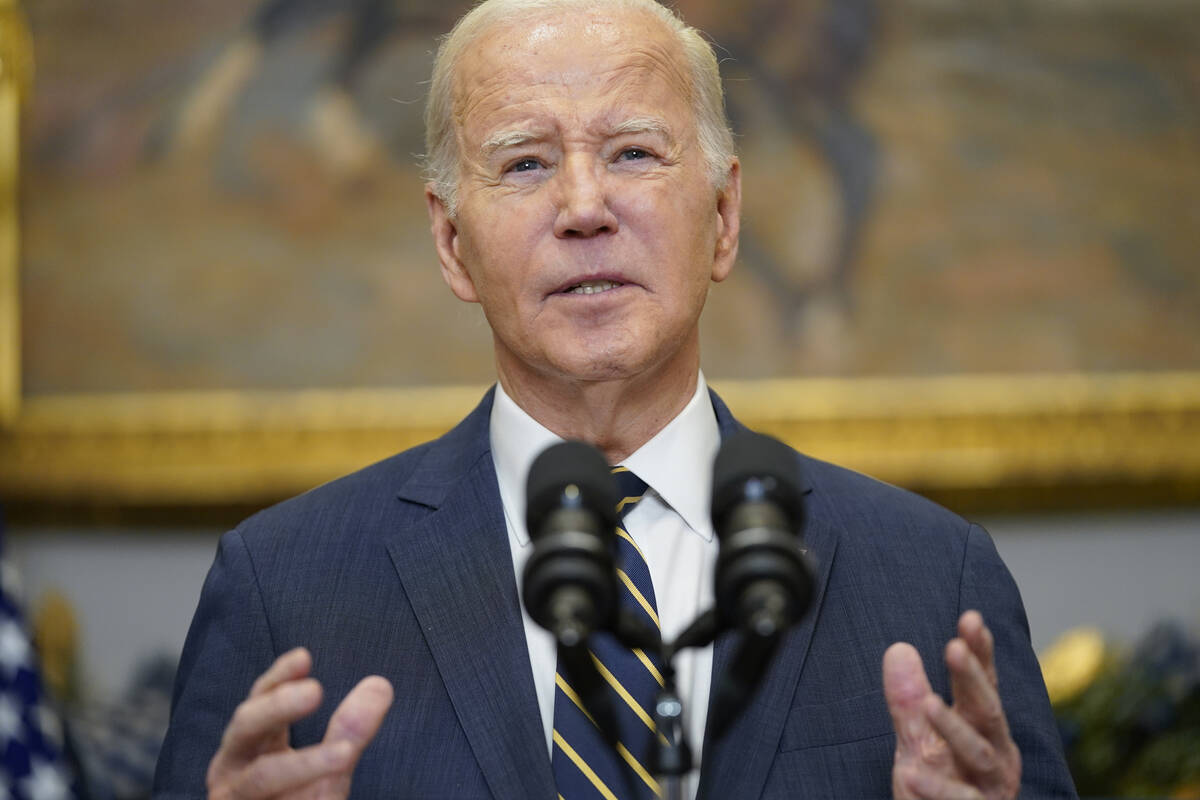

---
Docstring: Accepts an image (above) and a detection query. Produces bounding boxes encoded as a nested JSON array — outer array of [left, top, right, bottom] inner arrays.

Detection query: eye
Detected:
[[507, 158, 544, 174], [618, 147, 651, 162]]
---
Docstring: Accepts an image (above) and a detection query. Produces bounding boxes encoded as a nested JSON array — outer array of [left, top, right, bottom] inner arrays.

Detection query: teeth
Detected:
[[567, 280, 621, 295]]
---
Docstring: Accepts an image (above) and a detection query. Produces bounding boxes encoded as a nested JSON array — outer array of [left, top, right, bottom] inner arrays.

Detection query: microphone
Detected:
[[711, 430, 813, 638], [522, 440, 620, 648], [707, 430, 814, 738]]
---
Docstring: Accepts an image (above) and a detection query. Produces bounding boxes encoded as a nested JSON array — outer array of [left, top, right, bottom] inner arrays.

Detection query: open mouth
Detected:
[[562, 279, 624, 295]]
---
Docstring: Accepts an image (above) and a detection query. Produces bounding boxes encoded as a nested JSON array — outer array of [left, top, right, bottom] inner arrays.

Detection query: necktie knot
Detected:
[[611, 466, 648, 519]]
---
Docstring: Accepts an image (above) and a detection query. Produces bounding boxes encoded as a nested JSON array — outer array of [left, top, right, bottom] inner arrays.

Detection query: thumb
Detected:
[[323, 676, 395, 754], [308, 676, 393, 800], [883, 642, 933, 754]]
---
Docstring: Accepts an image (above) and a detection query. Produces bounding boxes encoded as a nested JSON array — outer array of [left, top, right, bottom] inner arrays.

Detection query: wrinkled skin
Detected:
[[884, 611, 1022, 799]]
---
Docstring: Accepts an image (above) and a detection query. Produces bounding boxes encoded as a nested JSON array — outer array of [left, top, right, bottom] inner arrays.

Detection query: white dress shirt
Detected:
[[490, 373, 721, 797]]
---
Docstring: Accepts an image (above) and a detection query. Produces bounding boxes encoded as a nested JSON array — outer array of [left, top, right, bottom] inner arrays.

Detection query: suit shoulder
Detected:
[[794, 454, 985, 636], [228, 445, 417, 545], [796, 452, 972, 542], [233, 395, 494, 547], [278, 439, 427, 504]]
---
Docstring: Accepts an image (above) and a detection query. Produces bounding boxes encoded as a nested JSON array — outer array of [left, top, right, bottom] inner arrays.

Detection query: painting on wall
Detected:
[[20, 0, 1199, 397], [4, 0, 1199, 510]]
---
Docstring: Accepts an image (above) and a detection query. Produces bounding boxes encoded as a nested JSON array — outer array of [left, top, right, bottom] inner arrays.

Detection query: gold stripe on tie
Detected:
[[562, 671, 669, 765], [616, 742, 663, 797], [632, 648, 665, 687], [553, 730, 619, 800], [556, 672, 599, 728], [615, 526, 649, 561], [589, 653, 656, 732], [616, 569, 661, 628], [616, 495, 644, 514]]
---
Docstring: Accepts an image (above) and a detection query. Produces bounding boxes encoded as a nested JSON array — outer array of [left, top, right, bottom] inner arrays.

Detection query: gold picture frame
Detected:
[[4, 371, 1200, 515], [0, 0, 26, 429], [3, 3, 1198, 517]]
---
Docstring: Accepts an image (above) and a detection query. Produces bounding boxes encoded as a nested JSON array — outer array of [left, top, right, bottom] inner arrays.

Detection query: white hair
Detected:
[[423, 0, 736, 217]]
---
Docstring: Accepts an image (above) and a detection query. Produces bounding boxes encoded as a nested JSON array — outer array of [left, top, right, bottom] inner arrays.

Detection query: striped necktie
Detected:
[[551, 466, 664, 800]]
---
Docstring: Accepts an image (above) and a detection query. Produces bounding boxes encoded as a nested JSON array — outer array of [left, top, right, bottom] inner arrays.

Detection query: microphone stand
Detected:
[[650, 604, 792, 798], [559, 602, 794, 799], [651, 610, 719, 800], [653, 669, 688, 800], [556, 639, 621, 747]]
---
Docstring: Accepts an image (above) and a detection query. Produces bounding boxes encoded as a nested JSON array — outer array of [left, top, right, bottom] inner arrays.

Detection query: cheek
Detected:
[[458, 234, 531, 321], [621, 181, 678, 225], [651, 176, 716, 239], [467, 196, 551, 255], [453, 208, 503, 287]]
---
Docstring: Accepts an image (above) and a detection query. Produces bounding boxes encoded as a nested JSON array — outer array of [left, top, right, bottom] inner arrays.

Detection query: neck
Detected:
[[496, 354, 700, 465]]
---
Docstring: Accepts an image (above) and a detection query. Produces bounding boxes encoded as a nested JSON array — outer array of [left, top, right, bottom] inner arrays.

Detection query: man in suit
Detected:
[[154, 0, 1076, 797]]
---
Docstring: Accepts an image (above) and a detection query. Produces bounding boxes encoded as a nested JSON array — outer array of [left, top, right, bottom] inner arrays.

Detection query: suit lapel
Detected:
[[699, 515, 838, 798], [382, 388, 838, 799], [385, 392, 555, 800], [699, 392, 839, 798]]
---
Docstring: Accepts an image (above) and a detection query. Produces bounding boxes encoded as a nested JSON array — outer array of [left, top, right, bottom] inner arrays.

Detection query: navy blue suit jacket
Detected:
[[154, 390, 1076, 798]]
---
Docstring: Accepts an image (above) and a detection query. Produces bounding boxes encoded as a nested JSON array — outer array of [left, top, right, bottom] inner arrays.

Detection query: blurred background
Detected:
[[0, 0, 1198, 796]]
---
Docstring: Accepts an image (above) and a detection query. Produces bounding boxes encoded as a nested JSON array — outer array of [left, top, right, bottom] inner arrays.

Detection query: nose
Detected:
[[553, 155, 619, 238]]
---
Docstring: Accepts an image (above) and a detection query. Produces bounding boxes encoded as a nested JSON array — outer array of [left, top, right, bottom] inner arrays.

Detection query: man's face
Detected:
[[427, 7, 740, 388]]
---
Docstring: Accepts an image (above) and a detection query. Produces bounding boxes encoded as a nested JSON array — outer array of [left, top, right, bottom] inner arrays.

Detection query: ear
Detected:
[[710, 159, 741, 284], [425, 184, 479, 304]]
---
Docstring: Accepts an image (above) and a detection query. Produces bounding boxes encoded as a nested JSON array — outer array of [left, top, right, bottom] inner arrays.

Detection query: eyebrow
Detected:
[[480, 129, 543, 159], [610, 116, 674, 142], [479, 116, 676, 160]]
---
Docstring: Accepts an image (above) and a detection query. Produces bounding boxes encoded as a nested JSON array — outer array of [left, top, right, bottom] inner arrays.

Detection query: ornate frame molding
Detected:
[[3, 373, 1198, 512], [0, 0, 29, 428]]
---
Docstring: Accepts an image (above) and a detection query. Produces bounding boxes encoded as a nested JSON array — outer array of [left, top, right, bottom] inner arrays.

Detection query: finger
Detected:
[[958, 611, 997, 688], [249, 647, 313, 697], [323, 675, 394, 755], [895, 763, 985, 800], [219, 677, 323, 758], [228, 740, 357, 799], [922, 693, 1004, 780], [883, 642, 935, 754], [946, 638, 1010, 744]]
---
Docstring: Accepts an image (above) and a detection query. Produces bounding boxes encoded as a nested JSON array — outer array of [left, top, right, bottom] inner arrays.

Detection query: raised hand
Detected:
[[207, 647, 395, 800], [883, 611, 1021, 800]]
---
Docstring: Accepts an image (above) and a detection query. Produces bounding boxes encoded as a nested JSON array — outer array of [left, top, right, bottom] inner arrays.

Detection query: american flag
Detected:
[[0, 520, 78, 800]]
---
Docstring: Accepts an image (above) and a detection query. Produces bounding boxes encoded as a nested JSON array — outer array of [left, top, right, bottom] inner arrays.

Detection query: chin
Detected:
[[558, 344, 679, 385], [555, 360, 639, 383], [541, 346, 641, 382]]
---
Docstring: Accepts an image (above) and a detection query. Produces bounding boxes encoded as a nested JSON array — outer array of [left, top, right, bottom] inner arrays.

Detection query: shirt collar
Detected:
[[618, 375, 718, 542], [490, 372, 719, 546]]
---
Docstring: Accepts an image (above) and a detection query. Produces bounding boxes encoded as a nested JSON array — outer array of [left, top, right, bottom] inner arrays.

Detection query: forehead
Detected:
[[451, 9, 695, 141]]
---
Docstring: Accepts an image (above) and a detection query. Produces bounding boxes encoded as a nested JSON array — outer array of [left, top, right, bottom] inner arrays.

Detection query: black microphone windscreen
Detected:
[[526, 440, 619, 538], [711, 431, 804, 533]]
